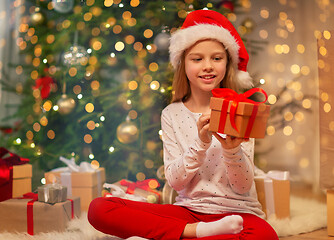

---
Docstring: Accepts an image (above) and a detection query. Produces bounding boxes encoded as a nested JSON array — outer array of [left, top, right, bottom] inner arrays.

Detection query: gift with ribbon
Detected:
[[44, 156, 105, 211], [0, 192, 80, 235], [254, 170, 290, 219], [106, 179, 161, 204], [37, 184, 67, 204], [0, 147, 32, 202], [209, 88, 271, 138], [103, 183, 148, 202]]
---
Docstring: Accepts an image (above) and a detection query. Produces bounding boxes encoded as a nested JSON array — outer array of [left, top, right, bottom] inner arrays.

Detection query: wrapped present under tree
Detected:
[[44, 156, 105, 210], [0, 192, 80, 235], [37, 184, 67, 204], [105, 179, 161, 204], [254, 170, 290, 219], [0, 147, 31, 202]]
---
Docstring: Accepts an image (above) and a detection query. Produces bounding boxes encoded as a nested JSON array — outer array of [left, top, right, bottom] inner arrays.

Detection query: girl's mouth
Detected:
[[200, 75, 216, 82], [200, 75, 216, 79]]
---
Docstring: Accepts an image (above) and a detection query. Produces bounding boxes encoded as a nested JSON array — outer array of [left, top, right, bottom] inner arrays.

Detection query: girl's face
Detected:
[[185, 40, 228, 94]]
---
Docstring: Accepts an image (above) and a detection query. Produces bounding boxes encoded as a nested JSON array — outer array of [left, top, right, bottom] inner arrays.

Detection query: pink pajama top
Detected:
[[161, 101, 265, 218]]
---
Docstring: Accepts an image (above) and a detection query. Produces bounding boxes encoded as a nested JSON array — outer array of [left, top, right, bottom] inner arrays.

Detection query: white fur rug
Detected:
[[0, 196, 327, 240], [267, 195, 327, 237]]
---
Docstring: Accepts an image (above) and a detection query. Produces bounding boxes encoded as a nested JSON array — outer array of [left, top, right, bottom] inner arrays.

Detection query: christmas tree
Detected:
[[1, 0, 261, 188]]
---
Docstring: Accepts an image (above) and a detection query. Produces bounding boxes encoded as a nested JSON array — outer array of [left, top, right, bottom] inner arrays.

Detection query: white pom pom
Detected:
[[236, 71, 253, 89]]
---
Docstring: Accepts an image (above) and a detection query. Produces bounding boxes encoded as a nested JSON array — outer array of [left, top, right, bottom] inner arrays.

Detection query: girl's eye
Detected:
[[214, 57, 222, 61], [192, 58, 202, 62]]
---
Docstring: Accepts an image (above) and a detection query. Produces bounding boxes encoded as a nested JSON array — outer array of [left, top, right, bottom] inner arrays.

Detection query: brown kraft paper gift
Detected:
[[44, 168, 105, 211], [12, 164, 32, 198], [0, 196, 80, 234], [209, 97, 270, 138]]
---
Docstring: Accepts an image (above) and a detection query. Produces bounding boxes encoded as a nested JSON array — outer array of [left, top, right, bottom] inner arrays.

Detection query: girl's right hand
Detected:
[[197, 113, 212, 143]]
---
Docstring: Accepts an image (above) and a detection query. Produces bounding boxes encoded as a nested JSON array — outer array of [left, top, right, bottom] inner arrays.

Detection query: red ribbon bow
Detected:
[[33, 76, 54, 99], [0, 147, 30, 202], [211, 88, 268, 138]]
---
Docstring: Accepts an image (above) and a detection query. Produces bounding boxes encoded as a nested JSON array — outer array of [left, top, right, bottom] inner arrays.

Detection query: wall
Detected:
[[239, 0, 334, 190]]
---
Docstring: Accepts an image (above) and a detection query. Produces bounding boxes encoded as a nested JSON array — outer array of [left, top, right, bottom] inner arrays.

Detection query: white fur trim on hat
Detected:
[[169, 24, 240, 69], [236, 70, 253, 89]]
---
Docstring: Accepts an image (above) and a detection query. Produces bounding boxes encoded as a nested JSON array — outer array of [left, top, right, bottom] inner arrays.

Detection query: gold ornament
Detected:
[[31, 8, 44, 25], [57, 94, 76, 115], [116, 120, 139, 144]]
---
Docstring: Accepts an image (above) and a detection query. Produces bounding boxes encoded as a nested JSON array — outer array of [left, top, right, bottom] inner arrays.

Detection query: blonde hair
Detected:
[[171, 41, 238, 103]]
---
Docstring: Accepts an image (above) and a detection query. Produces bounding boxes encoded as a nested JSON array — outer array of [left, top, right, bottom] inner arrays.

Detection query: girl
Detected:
[[88, 10, 279, 240]]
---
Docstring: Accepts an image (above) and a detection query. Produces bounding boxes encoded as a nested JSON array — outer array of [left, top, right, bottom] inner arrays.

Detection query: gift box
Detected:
[[254, 171, 290, 219], [0, 147, 31, 202], [12, 164, 32, 198], [327, 189, 334, 236], [37, 184, 67, 204], [209, 88, 270, 138], [0, 193, 80, 235], [44, 167, 105, 211], [318, 31, 334, 190], [110, 179, 161, 204]]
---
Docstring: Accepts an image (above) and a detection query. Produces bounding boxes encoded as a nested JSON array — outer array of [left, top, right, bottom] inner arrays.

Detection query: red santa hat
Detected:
[[169, 9, 253, 89]]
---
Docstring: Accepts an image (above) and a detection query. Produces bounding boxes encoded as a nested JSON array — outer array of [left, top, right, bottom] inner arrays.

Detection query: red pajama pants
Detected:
[[88, 197, 278, 240]]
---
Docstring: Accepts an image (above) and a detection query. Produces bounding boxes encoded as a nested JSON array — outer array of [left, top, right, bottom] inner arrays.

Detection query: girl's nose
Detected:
[[203, 60, 213, 71]]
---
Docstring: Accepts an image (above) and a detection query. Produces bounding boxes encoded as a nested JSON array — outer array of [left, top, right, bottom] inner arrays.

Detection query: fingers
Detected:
[[213, 133, 247, 149], [232, 137, 244, 147], [197, 114, 210, 132], [212, 132, 224, 142], [197, 113, 212, 143], [197, 114, 210, 128]]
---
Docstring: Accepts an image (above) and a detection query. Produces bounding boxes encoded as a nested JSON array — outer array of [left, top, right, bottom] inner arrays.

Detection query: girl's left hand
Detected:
[[213, 133, 248, 149]]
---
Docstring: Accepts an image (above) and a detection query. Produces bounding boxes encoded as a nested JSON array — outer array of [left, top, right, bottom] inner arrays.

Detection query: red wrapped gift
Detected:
[[209, 88, 271, 138], [113, 179, 161, 204], [0, 147, 31, 202]]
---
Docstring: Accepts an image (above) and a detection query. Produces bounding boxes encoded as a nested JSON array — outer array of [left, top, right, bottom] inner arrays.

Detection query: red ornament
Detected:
[[220, 0, 234, 12], [0, 127, 13, 134], [0, 121, 21, 135], [33, 76, 54, 99]]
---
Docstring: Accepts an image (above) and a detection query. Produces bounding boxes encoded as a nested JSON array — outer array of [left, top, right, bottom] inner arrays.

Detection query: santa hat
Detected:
[[169, 10, 253, 89]]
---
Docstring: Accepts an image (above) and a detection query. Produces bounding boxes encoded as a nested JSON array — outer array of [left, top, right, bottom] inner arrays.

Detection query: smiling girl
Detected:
[[88, 10, 278, 240]]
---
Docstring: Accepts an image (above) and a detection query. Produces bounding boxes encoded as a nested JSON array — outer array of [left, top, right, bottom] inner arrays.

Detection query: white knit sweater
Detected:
[[161, 101, 265, 218]]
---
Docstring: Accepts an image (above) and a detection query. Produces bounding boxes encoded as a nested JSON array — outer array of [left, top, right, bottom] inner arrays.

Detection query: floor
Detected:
[[281, 228, 332, 240], [280, 183, 332, 240]]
